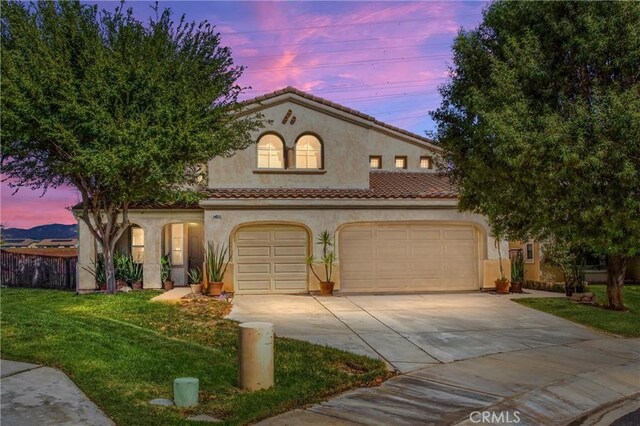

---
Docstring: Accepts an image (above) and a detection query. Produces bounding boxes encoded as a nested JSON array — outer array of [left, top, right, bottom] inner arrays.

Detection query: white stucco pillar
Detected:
[[143, 224, 162, 289], [77, 219, 97, 293]]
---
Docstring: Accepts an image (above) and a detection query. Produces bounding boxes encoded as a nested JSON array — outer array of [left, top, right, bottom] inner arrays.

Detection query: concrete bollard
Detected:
[[238, 322, 274, 391], [173, 377, 199, 407]]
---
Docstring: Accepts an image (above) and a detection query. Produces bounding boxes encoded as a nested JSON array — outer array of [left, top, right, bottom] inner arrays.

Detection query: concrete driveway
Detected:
[[229, 290, 605, 373]]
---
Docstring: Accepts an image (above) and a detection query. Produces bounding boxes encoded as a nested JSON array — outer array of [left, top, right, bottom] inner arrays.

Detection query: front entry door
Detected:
[[188, 223, 204, 276]]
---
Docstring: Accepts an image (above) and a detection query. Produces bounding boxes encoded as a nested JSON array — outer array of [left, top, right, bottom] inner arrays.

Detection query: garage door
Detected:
[[235, 225, 308, 293], [339, 223, 479, 293]]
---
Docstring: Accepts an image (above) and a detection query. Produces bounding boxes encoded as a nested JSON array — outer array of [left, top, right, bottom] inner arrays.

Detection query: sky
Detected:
[[1, 0, 488, 229]]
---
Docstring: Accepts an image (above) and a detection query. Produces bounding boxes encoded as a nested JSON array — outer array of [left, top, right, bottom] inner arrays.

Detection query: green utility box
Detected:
[[173, 377, 199, 407]]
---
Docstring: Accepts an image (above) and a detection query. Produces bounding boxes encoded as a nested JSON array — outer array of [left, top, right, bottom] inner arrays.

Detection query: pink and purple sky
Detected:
[[1, 1, 487, 229]]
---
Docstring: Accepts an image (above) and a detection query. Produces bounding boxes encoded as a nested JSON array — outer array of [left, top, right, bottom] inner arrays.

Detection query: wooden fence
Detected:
[[1, 250, 77, 290]]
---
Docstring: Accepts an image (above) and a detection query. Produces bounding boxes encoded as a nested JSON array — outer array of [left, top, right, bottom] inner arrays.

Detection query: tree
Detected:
[[431, 1, 640, 310], [1, 1, 262, 293]]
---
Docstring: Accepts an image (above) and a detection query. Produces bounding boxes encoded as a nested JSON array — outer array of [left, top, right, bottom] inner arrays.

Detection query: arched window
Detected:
[[295, 134, 322, 169], [257, 133, 284, 168]]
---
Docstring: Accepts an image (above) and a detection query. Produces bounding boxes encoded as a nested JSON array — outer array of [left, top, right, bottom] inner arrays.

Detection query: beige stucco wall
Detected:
[[208, 97, 440, 189], [202, 204, 506, 293], [509, 241, 541, 282], [76, 210, 204, 293]]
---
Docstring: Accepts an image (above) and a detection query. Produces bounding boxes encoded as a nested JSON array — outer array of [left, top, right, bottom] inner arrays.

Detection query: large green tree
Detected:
[[1, 1, 262, 293], [431, 1, 640, 309]]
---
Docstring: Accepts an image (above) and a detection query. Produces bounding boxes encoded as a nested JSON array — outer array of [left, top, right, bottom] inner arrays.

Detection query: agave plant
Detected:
[[510, 250, 525, 283], [113, 251, 130, 282], [205, 242, 231, 283], [82, 254, 106, 288], [127, 257, 143, 283], [187, 267, 203, 284]]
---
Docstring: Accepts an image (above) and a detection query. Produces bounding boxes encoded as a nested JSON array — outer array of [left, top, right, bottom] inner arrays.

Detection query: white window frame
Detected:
[[295, 134, 322, 169], [131, 226, 144, 264], [171, 223, 184, 266], [257, 134, 285, 169]]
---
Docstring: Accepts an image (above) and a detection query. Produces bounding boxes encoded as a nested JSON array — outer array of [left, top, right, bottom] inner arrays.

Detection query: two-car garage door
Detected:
[[339, 223, 479, 293], [234, 222, 480, 294]]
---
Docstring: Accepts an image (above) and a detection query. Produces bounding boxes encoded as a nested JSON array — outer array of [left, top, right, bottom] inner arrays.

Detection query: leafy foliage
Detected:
[[431, 1, 640, 307], [510, 250, 525, 284], [1, 1, 263, 292], [187, 267, 202, 285]]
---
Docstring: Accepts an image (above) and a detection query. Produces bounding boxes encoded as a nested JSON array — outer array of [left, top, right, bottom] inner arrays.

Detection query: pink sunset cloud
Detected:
[[1, 1, 487, 229]]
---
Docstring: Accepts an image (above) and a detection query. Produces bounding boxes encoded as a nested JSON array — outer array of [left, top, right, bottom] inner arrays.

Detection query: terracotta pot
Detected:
[[510, 281, 523, 294], [98, 282, 107, 291], [132, 281, 143, 290], [495, 278, 510, 294], [208, 282, 223, 296], [319, 281, 335, 296], [163, 280, 175, 291], [116, 279, 127, 289], [190, 283, 203, 295]]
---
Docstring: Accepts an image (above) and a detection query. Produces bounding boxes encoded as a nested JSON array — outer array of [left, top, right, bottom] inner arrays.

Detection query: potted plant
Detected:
[[205, 241, 230, 296], [113, 251, 129, 289], [305, 230, 336, 296], [161, 254, 174, 291], [510, 250, 525, 293], [83, 255, 106, 291], [128, 257, 143, 290], [188, 267, 203, 295]]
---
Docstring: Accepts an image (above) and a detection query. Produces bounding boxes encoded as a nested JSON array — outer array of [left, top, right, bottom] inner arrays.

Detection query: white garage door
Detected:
[[339, 223, 479, 293], [235, 225, 308, 294]]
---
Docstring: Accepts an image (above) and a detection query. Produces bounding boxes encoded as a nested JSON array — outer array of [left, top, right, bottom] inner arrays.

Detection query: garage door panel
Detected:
[[274, 263, 307, 273], [410, 229, 441, 240], [237, 263, 270, 274], [235, 225, 308, 294], [237, 231, 270, 242], [340, 223, 478, 293], [237, 246, 271, 257]]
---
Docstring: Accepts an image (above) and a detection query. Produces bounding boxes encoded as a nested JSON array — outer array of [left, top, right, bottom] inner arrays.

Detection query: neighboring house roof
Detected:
[[202, 171, 456, 200], [1, 238, 37, 248], [241, 86, 439, 149], [35, 238, 78, 247], [1, 248, 78, 258]]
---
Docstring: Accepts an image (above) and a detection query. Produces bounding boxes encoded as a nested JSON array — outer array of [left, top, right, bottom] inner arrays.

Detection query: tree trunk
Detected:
[[102, 244, 117, 294], [606, 255, 627, 311]]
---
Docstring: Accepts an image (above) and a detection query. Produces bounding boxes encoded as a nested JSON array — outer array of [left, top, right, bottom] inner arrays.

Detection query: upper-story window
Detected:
[[395, 156, 407, 169], [420, 156, 432, 169], [369, 156, 382, 169], [257, 133, 285, 169], [295, 134, 322, 169]]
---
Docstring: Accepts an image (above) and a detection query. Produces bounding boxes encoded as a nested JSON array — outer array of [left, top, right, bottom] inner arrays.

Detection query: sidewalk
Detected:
[[1, 360, 113, 426], [256, 338, 640, 425]]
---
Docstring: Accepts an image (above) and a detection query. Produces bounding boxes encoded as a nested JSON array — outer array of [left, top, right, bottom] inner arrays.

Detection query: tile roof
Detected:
[[241, 86, 439, 148], [203, 171, 457, 200]]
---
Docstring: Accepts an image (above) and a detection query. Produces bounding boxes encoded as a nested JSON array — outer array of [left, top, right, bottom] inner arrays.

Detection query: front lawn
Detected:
[[0, 289, 388, 425], [515, 284, 640, 337]]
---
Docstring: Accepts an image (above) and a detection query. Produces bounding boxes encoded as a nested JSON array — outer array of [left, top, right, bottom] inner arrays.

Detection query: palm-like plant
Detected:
[[205, 242, 231, 282], [305, 230, 335, 283]]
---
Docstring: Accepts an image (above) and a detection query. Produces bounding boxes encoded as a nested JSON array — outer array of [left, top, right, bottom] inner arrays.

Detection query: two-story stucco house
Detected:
[[76, 87, 509, 294]]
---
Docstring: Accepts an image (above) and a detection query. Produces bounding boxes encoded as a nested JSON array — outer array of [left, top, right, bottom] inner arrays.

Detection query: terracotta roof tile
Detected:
[[241, 86, 438, 148], [203, 171, 457, 200]]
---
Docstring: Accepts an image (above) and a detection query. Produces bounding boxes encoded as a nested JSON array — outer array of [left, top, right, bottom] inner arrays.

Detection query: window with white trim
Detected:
[[171, 223, 184, 266], [295, 134, 322, 169], [257, 134, 285, 169], [131, 226, 144, 263]]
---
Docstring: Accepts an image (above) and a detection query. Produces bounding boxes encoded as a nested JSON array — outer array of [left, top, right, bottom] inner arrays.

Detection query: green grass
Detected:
[[0, 289, 388, 425], [515, 284, 640, 337]]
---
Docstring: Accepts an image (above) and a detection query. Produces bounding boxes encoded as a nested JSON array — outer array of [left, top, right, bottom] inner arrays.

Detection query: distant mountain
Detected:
[[2, 223, 78, 240]]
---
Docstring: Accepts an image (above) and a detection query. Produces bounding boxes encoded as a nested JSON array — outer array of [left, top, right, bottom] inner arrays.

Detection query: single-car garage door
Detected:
[[339, 223, 479, 293], [235, 225, 308, 294]]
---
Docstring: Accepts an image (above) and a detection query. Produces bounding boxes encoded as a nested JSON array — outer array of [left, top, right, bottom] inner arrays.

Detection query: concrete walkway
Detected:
[[257, 338, 640, 426], [229, 290, 600, 373], [0, 360, 114, 426]]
